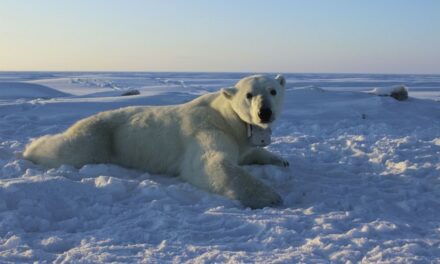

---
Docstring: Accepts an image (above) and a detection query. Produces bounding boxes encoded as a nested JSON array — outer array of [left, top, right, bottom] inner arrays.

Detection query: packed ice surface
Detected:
[[0, 82, 70, 100], [0, 72, 439, 263]]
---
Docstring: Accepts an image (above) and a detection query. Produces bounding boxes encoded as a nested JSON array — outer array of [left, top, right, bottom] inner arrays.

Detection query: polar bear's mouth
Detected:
[[260, 119, 273, 124], [254, 120, 273, 130]]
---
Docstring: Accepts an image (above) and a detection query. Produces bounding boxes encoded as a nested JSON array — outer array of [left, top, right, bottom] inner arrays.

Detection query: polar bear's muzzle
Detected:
[[252, 95, 275, 125], [258, 107, 273, 123]]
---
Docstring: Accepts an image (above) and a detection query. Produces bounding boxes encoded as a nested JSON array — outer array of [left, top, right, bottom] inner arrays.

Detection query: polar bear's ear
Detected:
[[221, 87, 237, 100], [275, 74, 286, 88]]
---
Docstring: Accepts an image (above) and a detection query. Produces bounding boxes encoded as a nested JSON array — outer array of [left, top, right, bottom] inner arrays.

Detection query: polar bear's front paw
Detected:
[[273, 156, 289, 168], [244, 190, 283, 209], [240, 184, 283, 209]]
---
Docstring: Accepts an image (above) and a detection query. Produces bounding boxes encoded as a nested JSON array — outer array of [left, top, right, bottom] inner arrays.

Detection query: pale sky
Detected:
[[1, 0, 439, 74]]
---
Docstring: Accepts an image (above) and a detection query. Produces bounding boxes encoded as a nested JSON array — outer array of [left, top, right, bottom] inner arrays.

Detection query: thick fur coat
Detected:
[[24, 74, 288, 208]]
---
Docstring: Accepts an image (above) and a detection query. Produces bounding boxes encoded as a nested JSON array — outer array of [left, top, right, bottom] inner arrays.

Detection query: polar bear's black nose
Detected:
[[258, 108, 272, 122]]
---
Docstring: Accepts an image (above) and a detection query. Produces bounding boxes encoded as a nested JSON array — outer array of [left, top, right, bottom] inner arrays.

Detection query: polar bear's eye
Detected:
[[246, 93, 253, 99], [270, 89, 277, 96]]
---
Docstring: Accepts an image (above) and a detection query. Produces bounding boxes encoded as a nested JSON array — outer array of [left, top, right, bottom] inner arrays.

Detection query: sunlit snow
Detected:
[[0, 72, 439, 263]]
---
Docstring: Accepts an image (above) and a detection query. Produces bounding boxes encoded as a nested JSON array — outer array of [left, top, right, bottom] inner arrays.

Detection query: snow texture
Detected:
[[0, 72, 439, 263]]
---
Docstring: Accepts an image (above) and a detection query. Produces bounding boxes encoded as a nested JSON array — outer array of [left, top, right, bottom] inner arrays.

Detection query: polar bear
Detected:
[[24, 74, 288, 208]]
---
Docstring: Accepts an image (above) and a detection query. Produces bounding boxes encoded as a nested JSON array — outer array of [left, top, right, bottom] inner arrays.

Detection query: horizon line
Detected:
[[1, 70, 439, 76]]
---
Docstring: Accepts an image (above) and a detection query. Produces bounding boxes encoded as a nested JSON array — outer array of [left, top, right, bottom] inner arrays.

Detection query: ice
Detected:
[[0, 72, 439, 262], [0, 82, 70, 99], [370, 85, 408, 96], [370, 85, 409, 101]]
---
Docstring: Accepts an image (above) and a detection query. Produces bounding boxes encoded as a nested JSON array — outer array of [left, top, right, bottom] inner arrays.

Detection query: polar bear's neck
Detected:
[[210, 94, 248, 147]]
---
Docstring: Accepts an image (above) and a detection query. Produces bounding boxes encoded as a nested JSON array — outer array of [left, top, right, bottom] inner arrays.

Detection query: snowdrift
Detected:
[[0, 82, 71, 100]]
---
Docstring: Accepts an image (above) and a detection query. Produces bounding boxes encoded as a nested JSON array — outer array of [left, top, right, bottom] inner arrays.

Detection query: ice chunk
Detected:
[[370, 85, 409, 101]]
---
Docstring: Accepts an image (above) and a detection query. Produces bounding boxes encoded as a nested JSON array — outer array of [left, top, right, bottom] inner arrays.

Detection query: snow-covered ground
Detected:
[[0, 72, 439, 263]]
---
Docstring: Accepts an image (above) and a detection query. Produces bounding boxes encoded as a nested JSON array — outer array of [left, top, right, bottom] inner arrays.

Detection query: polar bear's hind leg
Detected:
[[23, 115, 114, 168]]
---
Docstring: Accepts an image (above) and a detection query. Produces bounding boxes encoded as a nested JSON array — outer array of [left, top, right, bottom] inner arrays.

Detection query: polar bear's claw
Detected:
[[273, 157, 289, 168]]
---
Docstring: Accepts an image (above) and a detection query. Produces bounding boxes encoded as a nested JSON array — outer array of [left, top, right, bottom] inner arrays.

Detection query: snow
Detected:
[[0, 82, 70, 100], [0, 72, 439, 263]]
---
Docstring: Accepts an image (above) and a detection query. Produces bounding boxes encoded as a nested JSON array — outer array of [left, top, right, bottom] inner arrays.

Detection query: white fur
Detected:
[[24, 75, 288, 208]]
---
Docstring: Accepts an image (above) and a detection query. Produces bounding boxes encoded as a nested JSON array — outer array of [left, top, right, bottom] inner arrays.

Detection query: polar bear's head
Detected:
[[222, 74, 286, 129]]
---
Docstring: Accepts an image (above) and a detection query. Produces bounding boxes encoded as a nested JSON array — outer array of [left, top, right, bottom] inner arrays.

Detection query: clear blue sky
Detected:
[[1, 0, 439, 73]]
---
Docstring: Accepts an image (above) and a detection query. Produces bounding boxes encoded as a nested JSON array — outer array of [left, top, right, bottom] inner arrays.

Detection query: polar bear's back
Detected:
[[110, 93, 222, 175], [23, 92, 226, 174], [111, 105, 187, 175]]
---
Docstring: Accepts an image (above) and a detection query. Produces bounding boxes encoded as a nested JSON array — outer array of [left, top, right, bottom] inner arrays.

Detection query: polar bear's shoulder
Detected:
[[185, 92, 220, 107], [177, 92, 233, 132]]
